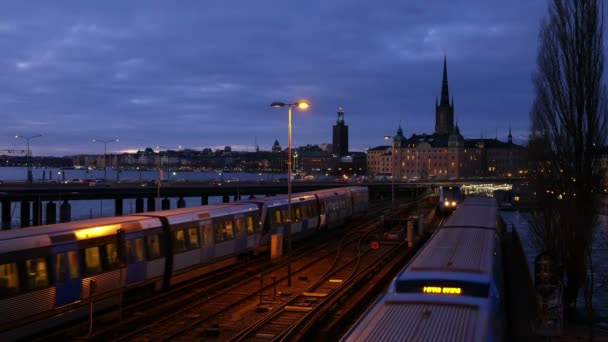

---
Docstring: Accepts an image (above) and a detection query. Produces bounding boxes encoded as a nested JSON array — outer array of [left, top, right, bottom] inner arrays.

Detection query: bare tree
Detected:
[[530, 0, 607, 330]]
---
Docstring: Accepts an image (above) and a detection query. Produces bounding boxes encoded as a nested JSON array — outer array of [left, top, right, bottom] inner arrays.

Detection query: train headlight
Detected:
[[451, 201, 456, 206], [444, 200, 449, 207]]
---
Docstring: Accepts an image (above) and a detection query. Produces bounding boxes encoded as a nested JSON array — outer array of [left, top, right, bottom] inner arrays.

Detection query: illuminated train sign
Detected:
[[422, 286, 462, 295]]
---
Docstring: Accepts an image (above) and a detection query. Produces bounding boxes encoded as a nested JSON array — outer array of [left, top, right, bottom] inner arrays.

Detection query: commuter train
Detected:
[[0, 186, 368, 340], [342, 197, 505, 342], [438, 184, 463, 213]]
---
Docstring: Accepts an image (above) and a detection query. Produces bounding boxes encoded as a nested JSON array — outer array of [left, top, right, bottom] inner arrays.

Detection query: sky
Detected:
[[0, 1, 561, 156]]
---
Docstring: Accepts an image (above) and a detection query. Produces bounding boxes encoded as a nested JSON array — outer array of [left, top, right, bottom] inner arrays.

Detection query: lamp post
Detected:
[[384, 135, 395, 210], [270, 100, 310, 287], [93, 139, 118, 181], [15, 134, 42, 183]]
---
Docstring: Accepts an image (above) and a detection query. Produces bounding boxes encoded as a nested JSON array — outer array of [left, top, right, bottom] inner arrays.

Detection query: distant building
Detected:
[[332, 106, 349, 156], [367, 56, 526, 180], [366, 145, 391, 177], [272, 139, 282, 153]]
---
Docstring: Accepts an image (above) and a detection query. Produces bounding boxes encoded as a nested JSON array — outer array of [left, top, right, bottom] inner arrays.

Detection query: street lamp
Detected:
[[270, 100, 310, 287], [15, 134, 42, 183], [384, 135, 395, 210], [93, 138, 119, 181]]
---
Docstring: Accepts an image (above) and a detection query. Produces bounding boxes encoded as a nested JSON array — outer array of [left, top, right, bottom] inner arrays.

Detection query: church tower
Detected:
[[332, 106, 349, 156], [435, 55, 455, 135]]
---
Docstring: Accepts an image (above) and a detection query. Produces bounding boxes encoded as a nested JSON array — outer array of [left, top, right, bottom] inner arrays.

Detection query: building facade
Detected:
[[367, 56, 527, 180]]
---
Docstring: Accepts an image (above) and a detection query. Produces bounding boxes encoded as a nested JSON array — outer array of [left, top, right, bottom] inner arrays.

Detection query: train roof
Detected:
[[341, 295, 490, 342], [143, 203, 259, 225], [442, 197, 498, 230], [0, 215, 162, 253], [240, 193, 317, 207], [399, 228, 497, 282]]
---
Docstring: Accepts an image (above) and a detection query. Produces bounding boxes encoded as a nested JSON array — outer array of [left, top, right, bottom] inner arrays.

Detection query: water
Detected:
[[0, 166, 287, 183], [501, 210, 608, 329], [0, 167, 296, 226]]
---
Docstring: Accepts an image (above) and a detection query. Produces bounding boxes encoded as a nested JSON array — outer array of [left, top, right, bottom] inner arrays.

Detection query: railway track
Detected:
[[114, 216, 382, 341]]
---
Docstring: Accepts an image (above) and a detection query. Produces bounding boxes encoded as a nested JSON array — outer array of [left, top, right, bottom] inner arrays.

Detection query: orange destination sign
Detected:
[[422, 286, 462, 295]]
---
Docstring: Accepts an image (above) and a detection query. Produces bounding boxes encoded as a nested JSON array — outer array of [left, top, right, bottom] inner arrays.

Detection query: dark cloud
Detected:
[[0, 1, 554, 155]]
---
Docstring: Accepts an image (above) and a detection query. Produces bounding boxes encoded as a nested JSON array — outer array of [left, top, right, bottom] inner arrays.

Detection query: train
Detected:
[[0, 186, 368, 340], [438, 184, 463, 213], [341, 196, 506, 342]]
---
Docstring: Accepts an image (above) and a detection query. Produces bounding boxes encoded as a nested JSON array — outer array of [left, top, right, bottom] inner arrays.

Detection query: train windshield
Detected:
[[442, 187, 461, 198], [395, 279, 489, 298]]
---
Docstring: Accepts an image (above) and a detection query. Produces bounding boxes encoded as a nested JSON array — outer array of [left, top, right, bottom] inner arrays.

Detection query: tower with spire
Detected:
[[332, 105, 349, 156], [435, 55, 455, 135]]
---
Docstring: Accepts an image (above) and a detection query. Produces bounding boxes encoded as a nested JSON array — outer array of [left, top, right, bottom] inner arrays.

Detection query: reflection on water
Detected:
[[501, 211, 608, 329]]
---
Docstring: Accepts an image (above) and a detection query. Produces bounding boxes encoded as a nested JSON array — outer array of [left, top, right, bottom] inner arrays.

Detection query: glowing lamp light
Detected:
[[75, 224, 121, 240], [296, 101, 310, 109]]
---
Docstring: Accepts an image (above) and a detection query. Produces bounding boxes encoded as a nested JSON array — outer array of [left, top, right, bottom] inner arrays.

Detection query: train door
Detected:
[[234, 215, 247, 253], [318, 201, 327, 229], [200, 220, 214, 263], [51, 243, 82, 307], [125, 237, 146, 285]]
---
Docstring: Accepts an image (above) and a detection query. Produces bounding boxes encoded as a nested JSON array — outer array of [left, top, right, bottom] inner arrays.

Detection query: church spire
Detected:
[[508, 123, 513, 144], [440, 54, 450, 107], [435, 54, 455, 135]]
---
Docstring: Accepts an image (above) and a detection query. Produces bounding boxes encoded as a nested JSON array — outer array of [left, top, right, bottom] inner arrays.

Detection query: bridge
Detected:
[[0, 178, 525, 229]]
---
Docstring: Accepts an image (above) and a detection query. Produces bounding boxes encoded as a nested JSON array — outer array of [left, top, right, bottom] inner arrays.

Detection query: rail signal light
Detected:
[[371, 241, 379, 249]]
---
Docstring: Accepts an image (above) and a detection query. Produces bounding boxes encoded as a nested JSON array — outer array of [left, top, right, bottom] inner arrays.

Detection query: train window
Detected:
[[173, 230, 187, 253], [202, 223, 213, 245], [135, 238, 144, 261], [214, 222, 224, 242], [0, 262, 19, 296], [25, 258, 49, 290], [104, 243, 120, 270], [301, 204, 308, 219], [236, 218, 245, 235], [147, 234, 162, 259], [126, 239, 145, 263], [245, 215, 255, 234], [126, 240, 134, 263], [68, 251, 79, 278], [55, 253, 67, 282], [224, 220, 235, 240], [273, 209, 282, 225], [188, 227, 200, 249], [282, 209, 289, 222], [83, 247, 102, 275], [294, 207, 302, 221]]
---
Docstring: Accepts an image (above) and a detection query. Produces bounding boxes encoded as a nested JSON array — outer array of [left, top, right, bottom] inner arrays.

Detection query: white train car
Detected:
[[0, 202, 262, 340], [342, 197, 505, 342], [0, 215, 163, 340], [297, 186, 368, 230]]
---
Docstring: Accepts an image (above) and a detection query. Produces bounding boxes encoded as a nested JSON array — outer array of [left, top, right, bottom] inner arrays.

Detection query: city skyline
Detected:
[[0, 1, 570, 156]]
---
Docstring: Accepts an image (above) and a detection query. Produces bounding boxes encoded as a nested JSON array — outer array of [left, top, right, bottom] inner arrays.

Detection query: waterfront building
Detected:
[[367, 56, 527, 180]]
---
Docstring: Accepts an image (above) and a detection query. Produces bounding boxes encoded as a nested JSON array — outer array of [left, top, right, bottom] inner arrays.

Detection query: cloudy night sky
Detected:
[[0, 1, 570, 156]]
